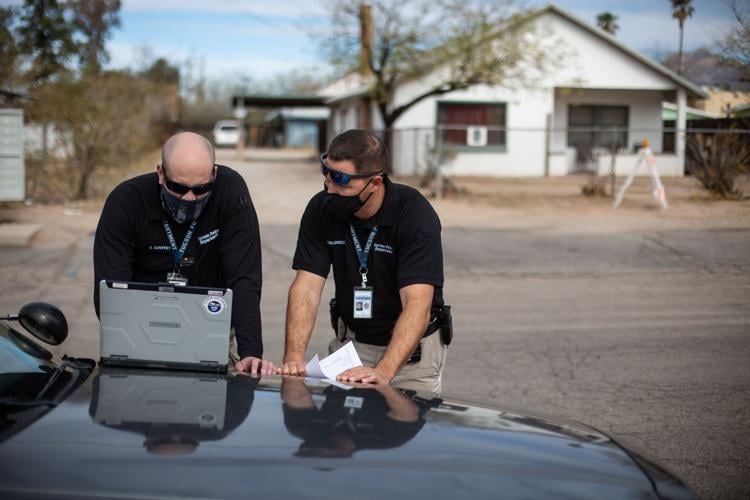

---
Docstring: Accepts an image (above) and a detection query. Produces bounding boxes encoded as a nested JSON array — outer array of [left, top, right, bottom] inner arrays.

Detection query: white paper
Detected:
[[305, 354, 325, 378], [304, 341, 363, 380]]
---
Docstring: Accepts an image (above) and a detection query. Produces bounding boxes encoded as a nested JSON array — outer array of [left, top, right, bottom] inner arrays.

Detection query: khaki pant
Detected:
[[228, 328, 239, 367], [329, 327, 447, 395]]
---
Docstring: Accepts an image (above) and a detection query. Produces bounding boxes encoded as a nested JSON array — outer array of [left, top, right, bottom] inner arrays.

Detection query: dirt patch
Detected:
[[394, 174, 750, 233]]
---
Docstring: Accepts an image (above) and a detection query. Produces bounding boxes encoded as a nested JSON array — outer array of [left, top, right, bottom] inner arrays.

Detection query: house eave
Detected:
[[535, 4, 708, 99]]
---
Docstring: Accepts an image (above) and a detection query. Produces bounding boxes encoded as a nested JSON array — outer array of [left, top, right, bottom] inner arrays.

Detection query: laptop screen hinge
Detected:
[[109, 355, 128, 361], [200, 361, 219, 367]]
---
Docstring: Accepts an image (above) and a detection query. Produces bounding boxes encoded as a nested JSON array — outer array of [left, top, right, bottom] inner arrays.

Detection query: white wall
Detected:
[[591, 152, 682, 177], [325, 8, 689, 177], [0, 109, 24, 201], [537, 10, 678, 91], [552, 88, 665, 152], [390, 84, 554, 176]]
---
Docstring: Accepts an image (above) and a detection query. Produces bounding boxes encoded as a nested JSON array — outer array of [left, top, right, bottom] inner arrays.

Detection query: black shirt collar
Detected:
[[351, 176, 398, 228]]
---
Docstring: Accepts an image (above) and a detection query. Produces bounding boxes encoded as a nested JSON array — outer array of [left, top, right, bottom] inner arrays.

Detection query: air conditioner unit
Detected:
[[466, 126, 488, 147]]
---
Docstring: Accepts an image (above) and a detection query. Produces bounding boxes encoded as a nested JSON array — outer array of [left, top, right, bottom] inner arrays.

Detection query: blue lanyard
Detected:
[[349, 224, 378, 286], [162, 220, 197, 270]]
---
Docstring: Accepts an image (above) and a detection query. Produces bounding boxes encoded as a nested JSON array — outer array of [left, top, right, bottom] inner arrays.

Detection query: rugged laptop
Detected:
[[91, 368, 227, 432], [99, 280, 232, 372]]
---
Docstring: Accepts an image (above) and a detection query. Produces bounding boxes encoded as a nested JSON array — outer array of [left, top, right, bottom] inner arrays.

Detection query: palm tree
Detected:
[[596, 12, 619, 35], [670, 0, 695, 75]]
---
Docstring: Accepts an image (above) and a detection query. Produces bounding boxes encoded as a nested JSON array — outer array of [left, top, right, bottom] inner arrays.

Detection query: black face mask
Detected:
[[322, 178, 375, 221], [160, 186, 211, 224]]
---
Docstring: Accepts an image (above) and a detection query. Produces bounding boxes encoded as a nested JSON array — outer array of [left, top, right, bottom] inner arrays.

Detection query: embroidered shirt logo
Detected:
[[373, 243, 394, 254], [149, 245, 171, 251], [327, 240, 346, 246], [198, 229, 220, 245]]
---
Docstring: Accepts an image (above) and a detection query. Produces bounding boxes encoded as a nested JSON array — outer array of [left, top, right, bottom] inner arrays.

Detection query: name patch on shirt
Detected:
[[373, 243, 393, 254], [149, 245, 171, 251], [327, 240, 346, 246], [198, 228, 220, 245]]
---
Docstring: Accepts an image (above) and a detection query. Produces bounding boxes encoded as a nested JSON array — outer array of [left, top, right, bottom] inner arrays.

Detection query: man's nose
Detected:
[[182, 190, 197, 201]]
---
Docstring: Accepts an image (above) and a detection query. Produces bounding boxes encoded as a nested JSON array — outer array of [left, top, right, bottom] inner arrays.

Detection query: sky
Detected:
[[2, 0, 739, 85]]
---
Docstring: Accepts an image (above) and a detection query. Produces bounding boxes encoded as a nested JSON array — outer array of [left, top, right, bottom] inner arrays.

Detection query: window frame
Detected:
[[436, 101, 508, 152], [566, 104, 630, 150]]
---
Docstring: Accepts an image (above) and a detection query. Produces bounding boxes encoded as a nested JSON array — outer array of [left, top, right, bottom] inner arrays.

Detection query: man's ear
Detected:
[[156, 163, 165, 185]]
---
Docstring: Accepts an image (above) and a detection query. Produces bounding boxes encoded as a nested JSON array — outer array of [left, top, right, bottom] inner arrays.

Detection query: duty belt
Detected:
[[335, 315, 440, 342]]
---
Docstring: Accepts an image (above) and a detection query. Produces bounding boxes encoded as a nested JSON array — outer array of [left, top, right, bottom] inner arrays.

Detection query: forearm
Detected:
[[378, 386, 420, 422], [281, 378, 315, 409], [284, 283, 320, 362], [233, 285, 262, 358], [376, 305, 430, 379]]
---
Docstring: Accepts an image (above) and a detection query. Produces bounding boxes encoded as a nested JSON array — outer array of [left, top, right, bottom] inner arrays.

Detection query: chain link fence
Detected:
[[368, 123, 750, 183]]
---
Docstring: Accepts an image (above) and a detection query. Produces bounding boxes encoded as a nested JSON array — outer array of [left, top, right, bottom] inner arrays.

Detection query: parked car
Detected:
[[0, 303, 697, 499], [212, 120, 242, 147]]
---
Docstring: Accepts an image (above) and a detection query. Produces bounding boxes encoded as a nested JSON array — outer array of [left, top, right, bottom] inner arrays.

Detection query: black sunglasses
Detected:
[[320, 154, 383, 186], [163, 166, 216, 196]]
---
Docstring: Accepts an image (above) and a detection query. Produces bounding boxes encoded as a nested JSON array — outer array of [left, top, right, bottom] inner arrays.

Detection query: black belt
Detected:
[[337, 316, 440, 341], [423, 317, 441, 338]]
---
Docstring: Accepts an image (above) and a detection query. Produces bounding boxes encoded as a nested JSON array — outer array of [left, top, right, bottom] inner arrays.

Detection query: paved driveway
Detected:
[[1, 148, 748, 499]]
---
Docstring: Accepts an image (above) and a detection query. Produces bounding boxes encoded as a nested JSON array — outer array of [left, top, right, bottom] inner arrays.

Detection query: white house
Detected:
[[324, 4, 707, 177]]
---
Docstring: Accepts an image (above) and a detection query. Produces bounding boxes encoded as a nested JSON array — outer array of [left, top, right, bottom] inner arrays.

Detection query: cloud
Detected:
[[121, 0, 327, 18], [105, 39, 325, 79]]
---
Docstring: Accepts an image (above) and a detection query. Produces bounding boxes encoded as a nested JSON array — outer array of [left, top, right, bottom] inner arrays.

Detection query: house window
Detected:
[[437, 102, 506, 148], [567, 105, 629, 150]]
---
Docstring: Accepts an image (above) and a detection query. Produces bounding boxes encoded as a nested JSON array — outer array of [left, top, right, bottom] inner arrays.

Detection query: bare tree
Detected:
[[687, 132, 750, 198], [324, 0, 555, 165], [29, 73, 161, 200], [716, 0, 750, 83], [670, 0, 695, 75], [596, 12, 619, 35], [69, 0, 122, 76]]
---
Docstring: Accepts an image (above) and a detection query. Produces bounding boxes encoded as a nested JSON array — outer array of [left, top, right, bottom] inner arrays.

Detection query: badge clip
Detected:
[[166, 272, 188, 287]]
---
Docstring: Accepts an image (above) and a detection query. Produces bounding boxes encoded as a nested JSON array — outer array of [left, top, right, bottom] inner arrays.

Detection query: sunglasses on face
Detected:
[[320, 154, 383, 186], [163, 166, 216, 196]]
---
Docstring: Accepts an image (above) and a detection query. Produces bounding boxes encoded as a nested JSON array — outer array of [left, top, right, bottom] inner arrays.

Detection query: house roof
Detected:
[[265, 107, 330, 122], [661, 102, 720, 121], [231, 95, 327, 108], [729, 102, 750, 117], [325, 2, 708, 104], [536, 4, 707, 99]]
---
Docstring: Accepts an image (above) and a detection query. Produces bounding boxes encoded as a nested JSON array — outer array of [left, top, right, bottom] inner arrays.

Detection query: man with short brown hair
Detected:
[[280, 129, 450, 393]]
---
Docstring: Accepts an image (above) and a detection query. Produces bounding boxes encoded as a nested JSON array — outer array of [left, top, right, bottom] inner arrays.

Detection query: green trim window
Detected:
[[567, 105, 629, 149], [437, 102, 506, 148]]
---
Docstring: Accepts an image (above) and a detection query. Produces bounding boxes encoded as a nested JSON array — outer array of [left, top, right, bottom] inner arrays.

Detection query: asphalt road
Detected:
[[1, 151, 748, 499]]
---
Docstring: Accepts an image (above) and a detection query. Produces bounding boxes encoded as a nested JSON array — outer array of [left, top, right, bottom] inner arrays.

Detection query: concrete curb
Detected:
[[0, 223, 42, 247]]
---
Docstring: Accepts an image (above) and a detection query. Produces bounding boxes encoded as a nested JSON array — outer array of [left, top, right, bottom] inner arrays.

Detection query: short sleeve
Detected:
[[292, 195, 331, 278], [395, 199, 443, 289]]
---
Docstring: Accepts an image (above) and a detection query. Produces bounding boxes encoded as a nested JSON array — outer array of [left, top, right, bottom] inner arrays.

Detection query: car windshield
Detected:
[[0, 321, 94, 443]]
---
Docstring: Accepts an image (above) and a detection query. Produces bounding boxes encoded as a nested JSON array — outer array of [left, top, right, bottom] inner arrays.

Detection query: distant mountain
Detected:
[[662, 48, 750, 91]]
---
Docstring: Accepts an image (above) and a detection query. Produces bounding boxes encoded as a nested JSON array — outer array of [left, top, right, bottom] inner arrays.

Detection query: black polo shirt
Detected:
[[283, 386, 427, 451], [93, 165, 263, 359], [292, 177, 444, 346]]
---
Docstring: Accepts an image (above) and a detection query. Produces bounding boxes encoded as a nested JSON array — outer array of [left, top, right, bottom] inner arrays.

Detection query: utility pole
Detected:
[[360, 4, 373, 78]]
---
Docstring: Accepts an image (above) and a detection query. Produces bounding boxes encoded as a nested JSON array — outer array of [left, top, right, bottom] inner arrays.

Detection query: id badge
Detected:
[[353, 287, 373, 319], [166, 272, 188, 287]]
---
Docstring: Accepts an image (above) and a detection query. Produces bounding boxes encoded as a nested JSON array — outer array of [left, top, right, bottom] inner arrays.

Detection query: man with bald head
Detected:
[[94, 132, 273, 374]]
